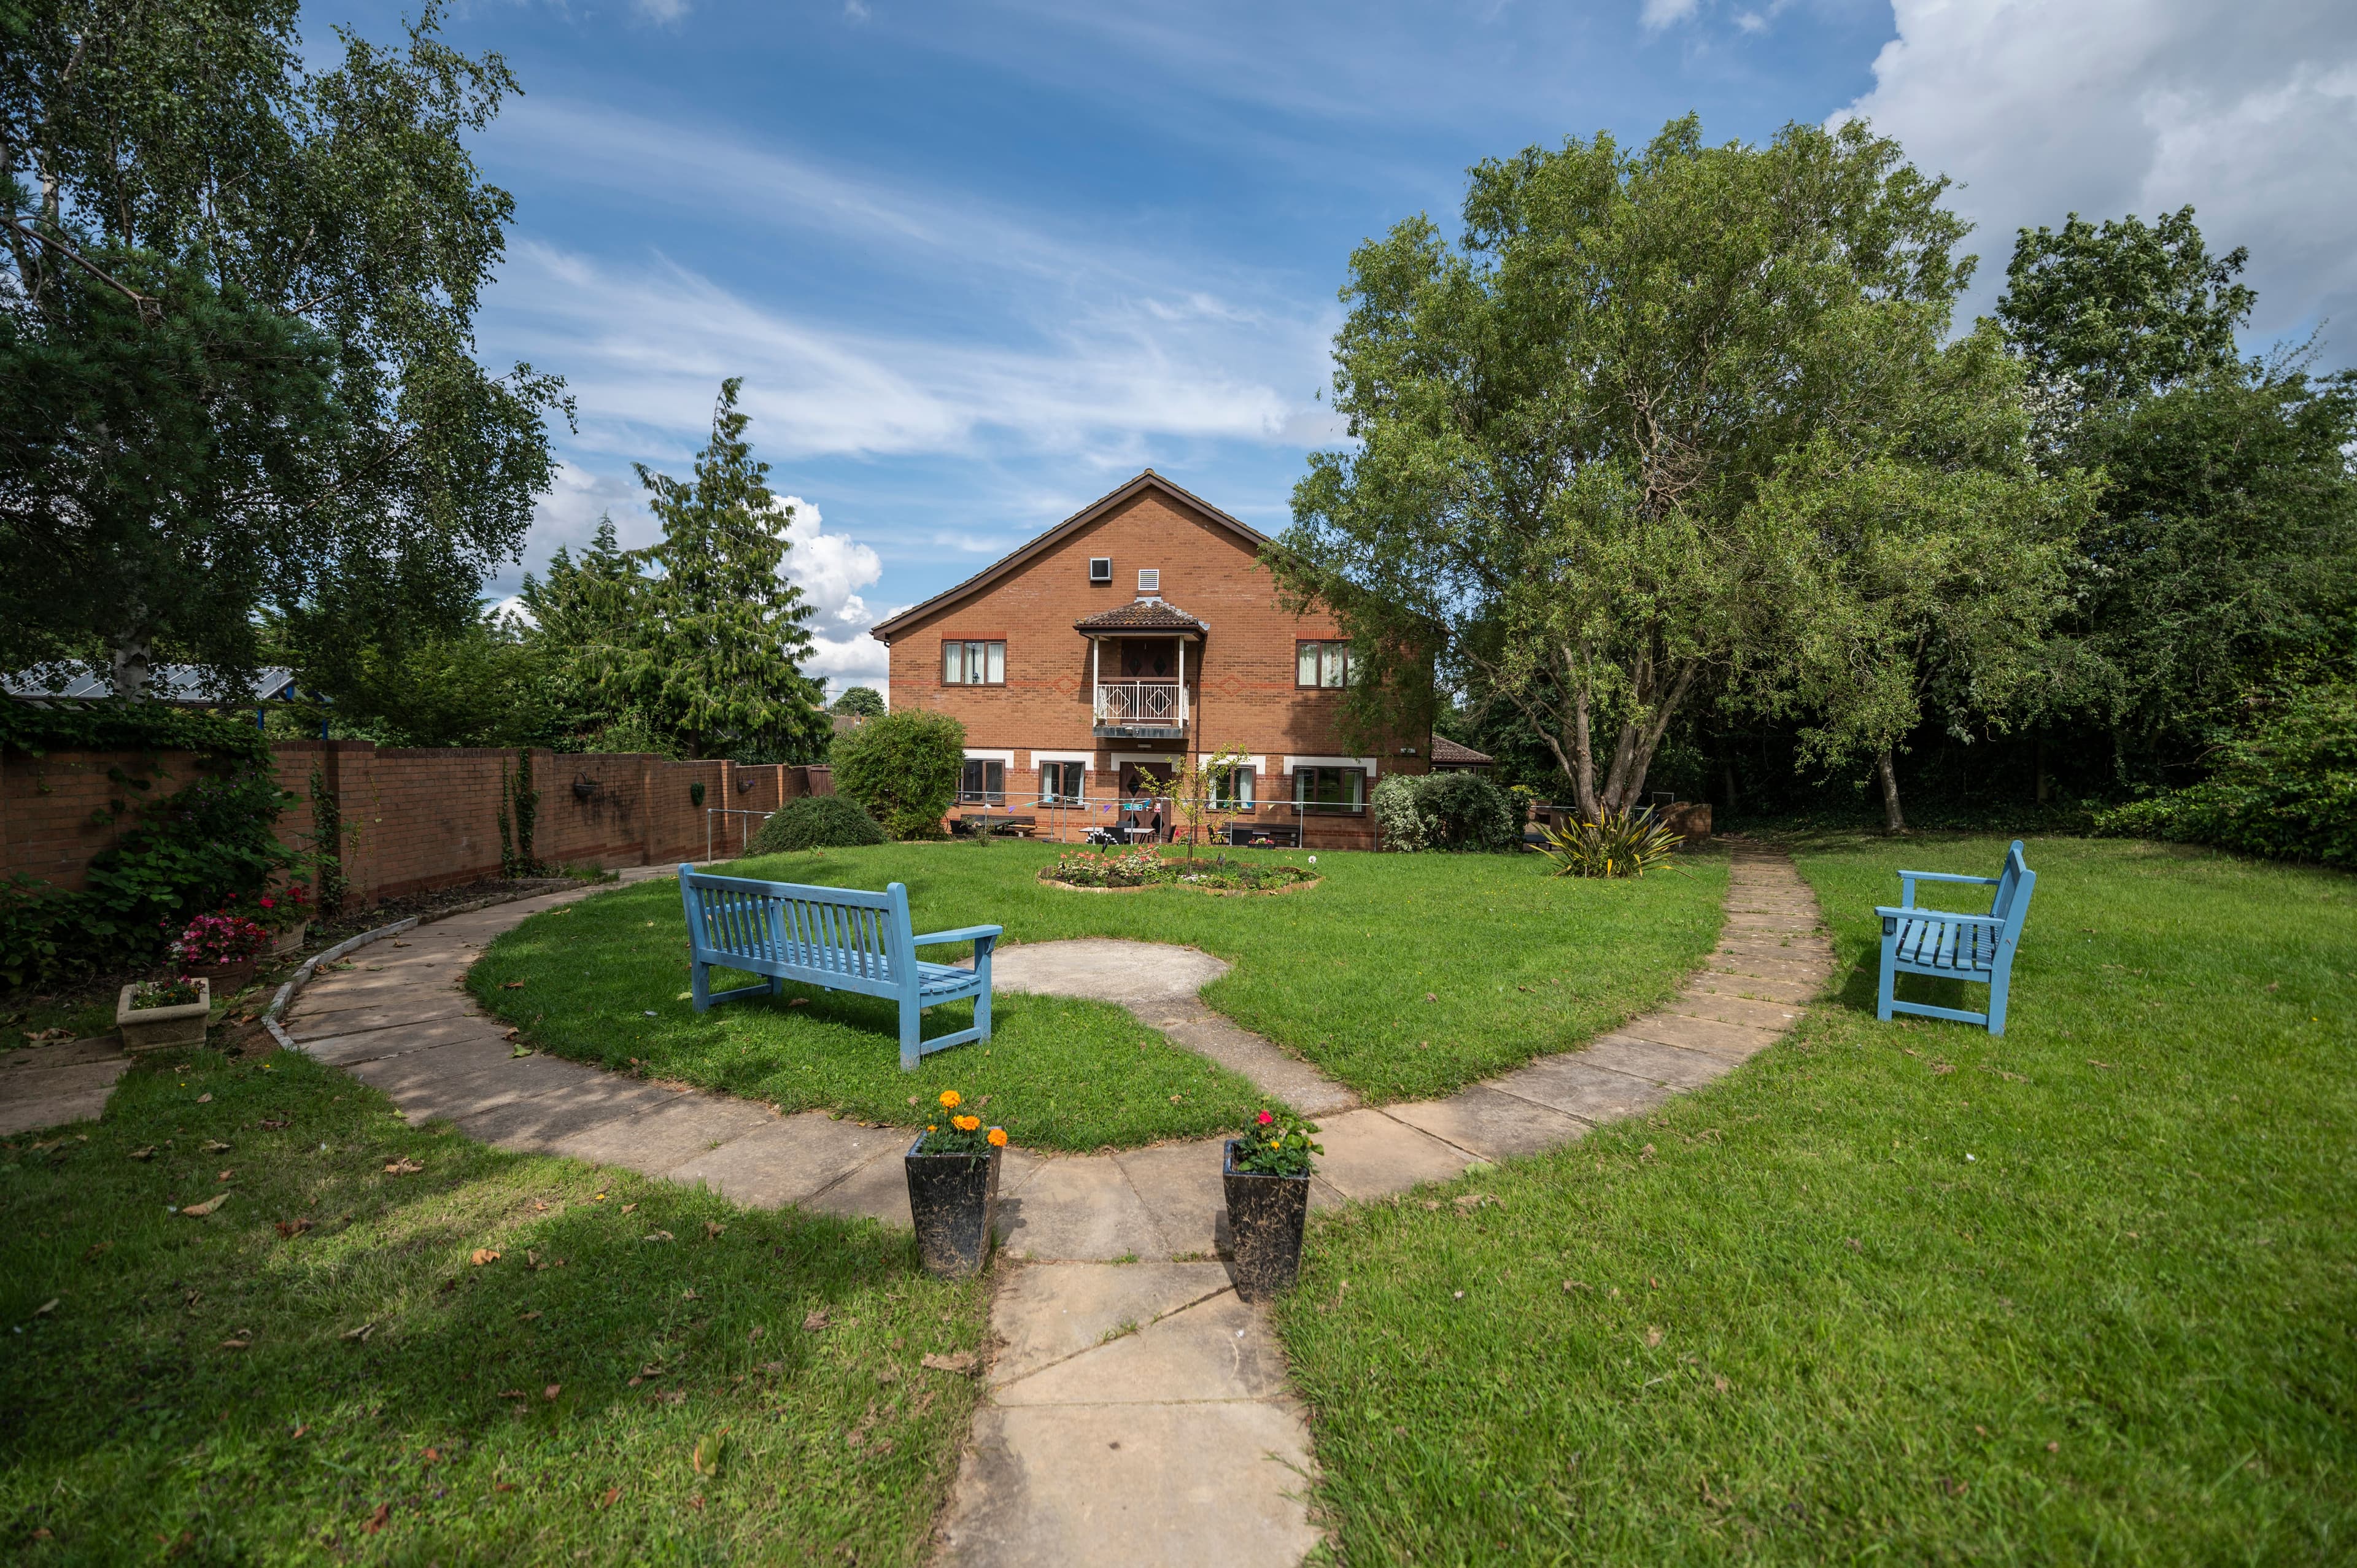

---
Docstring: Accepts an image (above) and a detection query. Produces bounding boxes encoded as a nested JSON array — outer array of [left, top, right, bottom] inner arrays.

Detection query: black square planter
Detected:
[[1223, 1140, 1310, 1302], [905, 1137, 1001, 1278]]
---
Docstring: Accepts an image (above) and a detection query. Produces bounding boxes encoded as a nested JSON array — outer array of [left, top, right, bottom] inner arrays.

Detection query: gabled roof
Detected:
[[1074, 598, 1209, 634], [869, 471, 1269, 643], [1430, 736, 1495, 766]]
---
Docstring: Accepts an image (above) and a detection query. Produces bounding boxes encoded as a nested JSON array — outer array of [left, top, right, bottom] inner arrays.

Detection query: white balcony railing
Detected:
[[1094, 679, 1189, 728]]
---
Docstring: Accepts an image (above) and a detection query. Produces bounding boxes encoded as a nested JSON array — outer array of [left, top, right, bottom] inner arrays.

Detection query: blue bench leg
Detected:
[[973, 945, 994, 1045], [691, 959, 711, 1013], [1987, 955, 2013, 1037], [899, 991, 921, 1073], [1876, 935, 1898, 1023]]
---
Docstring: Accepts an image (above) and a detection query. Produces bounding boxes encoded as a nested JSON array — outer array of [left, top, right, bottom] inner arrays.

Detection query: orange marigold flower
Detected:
[[938, 1090, 961, 1109], [953, 1114, 980, 1132], [987, 1127, 1008, 1148]]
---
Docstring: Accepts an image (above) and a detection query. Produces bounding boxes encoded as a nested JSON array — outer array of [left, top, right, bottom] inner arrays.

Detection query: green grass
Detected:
[[0, 1044, 986, 1563], [471, 843, 1727, 1149], [1272, 834, 2356, 1564]]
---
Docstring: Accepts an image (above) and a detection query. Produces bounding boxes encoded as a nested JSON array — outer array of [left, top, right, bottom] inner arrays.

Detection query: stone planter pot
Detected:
[[1223, 1140, 1310, 1302], [905, 1136, 1001, 1278], [269, 920, 309, 956], [180, 957, 258, 994], [117, 979, 211, 1054]]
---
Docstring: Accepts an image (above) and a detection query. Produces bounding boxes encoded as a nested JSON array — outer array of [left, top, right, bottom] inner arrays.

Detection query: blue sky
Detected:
[[313, 0, 2357, 698]]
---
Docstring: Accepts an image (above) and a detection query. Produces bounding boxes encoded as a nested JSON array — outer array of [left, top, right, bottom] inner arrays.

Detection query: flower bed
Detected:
[[1039, 847, 1318, 895]]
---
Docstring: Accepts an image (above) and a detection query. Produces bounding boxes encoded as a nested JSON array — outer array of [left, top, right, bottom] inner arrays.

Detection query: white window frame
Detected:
[[1039, 760, 1087, 803], [942, 639, 1006, 686], [1295, 639, 1354, 688], [1137, 568, 1160, 593]]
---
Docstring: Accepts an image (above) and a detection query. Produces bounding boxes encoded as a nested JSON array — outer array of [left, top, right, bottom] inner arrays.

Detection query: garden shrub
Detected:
[[1372, 770, 1520, 852], [830, 709, 965, 840], [0, 703, 295, 986], [746, 793, 887, 853], [2096, 674, 2357, 868]]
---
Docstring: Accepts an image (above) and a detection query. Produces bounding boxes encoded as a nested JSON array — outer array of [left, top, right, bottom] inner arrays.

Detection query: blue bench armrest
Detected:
[[1876, 905, 2004, 929], [911, 925, 1004, 948], [1898, 870, 2000, 886]]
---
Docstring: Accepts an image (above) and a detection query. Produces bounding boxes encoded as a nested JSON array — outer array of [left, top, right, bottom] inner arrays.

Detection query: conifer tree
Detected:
[[613, 379, 825, 760]]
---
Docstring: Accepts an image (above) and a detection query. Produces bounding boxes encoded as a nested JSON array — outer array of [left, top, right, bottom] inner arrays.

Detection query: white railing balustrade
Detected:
[[1093, 680, 1189, 727]]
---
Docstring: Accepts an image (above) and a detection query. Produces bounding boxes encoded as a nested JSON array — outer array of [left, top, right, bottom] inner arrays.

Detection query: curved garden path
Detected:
[[274, 843, 1832, 1567]]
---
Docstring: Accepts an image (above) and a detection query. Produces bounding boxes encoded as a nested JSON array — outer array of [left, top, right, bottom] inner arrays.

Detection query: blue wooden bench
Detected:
[[1876, 840, 2036, 1035], [678, 867, 1001, 1070]]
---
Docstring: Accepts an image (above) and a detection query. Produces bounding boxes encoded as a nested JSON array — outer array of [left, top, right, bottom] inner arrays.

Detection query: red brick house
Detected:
[[868, 471, 1428, 849]]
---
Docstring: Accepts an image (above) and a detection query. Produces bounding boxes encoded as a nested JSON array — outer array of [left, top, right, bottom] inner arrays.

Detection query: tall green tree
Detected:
[[0, 0, 567, 696], [1274, 115, 2073, 819], [1997, 207, 2357, 782], [608, 379, 826, 760], [830, 685, 886, 717]]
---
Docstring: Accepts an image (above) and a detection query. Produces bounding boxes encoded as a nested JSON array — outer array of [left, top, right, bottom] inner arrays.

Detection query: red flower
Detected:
[[259, 897, 276, 909], [1256, 1111, 1275, 1126]]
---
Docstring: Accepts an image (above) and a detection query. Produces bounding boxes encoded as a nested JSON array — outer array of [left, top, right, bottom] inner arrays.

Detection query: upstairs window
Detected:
[[1293, 765, 1364, 814], [1137, 568, 1161, 593], [1296, 640, 1354, 689], [1089, 557, 1113, 584], [960, 759, 1005, 803], [1040, 760, 1086, 803], [942, 640, 1005, 686]]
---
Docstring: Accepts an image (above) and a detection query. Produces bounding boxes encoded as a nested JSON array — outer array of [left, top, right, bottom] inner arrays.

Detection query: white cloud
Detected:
[[1640, 0, 1700, 30], [634, 0, 690, 21], [1841, 0, 2357, 348]]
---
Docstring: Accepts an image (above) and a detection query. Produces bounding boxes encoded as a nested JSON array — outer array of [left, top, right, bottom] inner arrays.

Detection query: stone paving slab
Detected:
[[300, 1015, 512, 1065], [1671, 989, 1807, 1031], [449, 1075, 681, 1152], [1689, 971, 1823, 1005], [1617, 1011, 1780, 1060], [545, 1094, 778, 1171], [1385, 1084, 1592, 1162], [935, 1400, 1320, 1568], [988, 1261, 1234, 1385], [1139, 998, 1360, 1118], [1112, 1142, 1229, 1259], [1579, 1035, 1748, 1089], [4, 1035, 129, 1072], [0, 1037, 130, 1138], [359, 1051, 603, 1123], [1484, 1053, 1673, 1123], [799, 1141, 915, 1226], [997, 1288, 1289, 1407], [1309, 1108, 1479, 1200], [660, 1112, 888, 1207], [998, 1157, 1166, 1261], [285, 994, 479, 1037]]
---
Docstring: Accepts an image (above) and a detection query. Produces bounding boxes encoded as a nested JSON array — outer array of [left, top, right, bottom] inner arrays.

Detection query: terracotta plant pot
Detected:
[[179, 958, 258, 994], [904, 1136, 1001, 1278], [117, 979, 211, 1054], [269, 920, 309, 956], [1223, 1140, 1310, 1302]]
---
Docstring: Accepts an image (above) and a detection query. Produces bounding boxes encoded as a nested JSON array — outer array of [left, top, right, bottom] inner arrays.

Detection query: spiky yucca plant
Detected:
[[1538, 809, 1684, 878]]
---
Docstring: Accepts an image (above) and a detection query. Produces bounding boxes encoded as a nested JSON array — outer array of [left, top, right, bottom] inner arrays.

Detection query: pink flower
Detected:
[[1256, 1111, 1275, 1126], [259, 897, 276, 910]]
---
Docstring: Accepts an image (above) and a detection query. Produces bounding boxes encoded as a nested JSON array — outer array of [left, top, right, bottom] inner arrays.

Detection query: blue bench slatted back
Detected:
[[682, 871, 915, 999], [1989, 842, 2034, 938]]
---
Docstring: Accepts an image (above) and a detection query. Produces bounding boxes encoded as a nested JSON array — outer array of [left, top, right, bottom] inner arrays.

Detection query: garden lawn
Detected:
[[1273, 834, 2356, 1564], [0, 1043, 985, 1564], [470, 842, 1726, 1149]]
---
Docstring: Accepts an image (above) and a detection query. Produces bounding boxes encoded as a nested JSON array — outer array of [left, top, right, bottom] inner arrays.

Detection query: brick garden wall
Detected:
[[1, 740, 814, 911]]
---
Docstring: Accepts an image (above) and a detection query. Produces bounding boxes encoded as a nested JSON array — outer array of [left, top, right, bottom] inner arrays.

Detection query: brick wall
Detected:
[[2, 740, 817, 911], [880, 477, 1425, 849]]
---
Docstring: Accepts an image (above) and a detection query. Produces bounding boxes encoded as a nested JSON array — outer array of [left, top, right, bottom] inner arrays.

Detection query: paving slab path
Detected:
[[258, 843, 1832, 1567]]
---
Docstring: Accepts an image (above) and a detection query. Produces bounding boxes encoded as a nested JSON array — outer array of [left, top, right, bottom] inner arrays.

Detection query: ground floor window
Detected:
[[961, 759, 1005, 803], [1293, 765, 1364, 813], [1040, 760, 1085, 803], [1210, 764, 1255, 809]]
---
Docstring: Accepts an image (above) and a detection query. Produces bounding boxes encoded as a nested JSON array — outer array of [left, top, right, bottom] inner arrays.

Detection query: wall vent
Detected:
[[1088, 557, 1113, 584], [1137, 568, 1161, 593]]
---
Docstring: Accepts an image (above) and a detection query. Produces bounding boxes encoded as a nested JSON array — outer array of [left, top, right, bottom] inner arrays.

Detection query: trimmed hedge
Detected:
[[746, 793, 886, 854]]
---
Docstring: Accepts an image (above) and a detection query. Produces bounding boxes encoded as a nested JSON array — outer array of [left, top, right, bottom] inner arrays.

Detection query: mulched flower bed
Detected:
[[1039, 848, 1319, 895]]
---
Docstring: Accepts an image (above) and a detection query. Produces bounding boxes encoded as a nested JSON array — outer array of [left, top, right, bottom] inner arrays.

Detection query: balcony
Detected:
[[1093, 679, 1189, 739]]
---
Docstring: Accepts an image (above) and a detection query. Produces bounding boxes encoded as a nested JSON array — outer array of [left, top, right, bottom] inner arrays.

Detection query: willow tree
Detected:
[[1271, 115, 2070, 820]]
